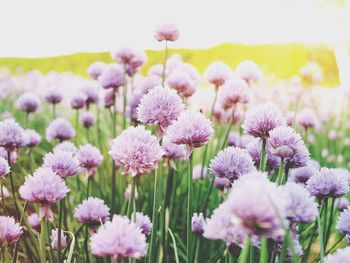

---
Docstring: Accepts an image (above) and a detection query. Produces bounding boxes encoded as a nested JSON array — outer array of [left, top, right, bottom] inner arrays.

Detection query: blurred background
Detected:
[[0, 0, 349, 87]]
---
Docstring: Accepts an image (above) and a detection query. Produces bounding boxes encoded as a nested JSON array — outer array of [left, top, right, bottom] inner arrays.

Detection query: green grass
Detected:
[[0, 43, 339, 86]]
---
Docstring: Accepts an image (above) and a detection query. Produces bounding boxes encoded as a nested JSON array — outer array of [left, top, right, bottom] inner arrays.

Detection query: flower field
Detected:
[[1, 23, 350, 263]]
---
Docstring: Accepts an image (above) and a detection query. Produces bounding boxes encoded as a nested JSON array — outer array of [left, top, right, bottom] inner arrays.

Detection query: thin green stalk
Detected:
[[111, 90, 117, 212], [276, 158, 285, 185], [161, 41, 168, 87], [317, 213, 325, 263], [322, 199, 328, 250], [12, 201, 27, 263], [148, 169, 159, 263], [86, 178, 91, 198], [325, 198, 335, 248], [58, 199, 64, 262], [221, 109, 235, 149], [194, 237, 201, 263], [52, 104, 56, 119], [259, 237, 268, 263], [39, 219, 47, 263], [187, 153, 193, 263], [84, 225, 90, 263], [259, 138, 267, 171], [168, 228, 180, 263], [75, 109, 79, 144], [7, 151, 20, 220], [126, 177, 136, 219], [239, 236, 251, 263]]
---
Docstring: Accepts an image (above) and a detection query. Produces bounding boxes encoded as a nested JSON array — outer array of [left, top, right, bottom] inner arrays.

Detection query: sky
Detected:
[[0, 0, 348, 58]]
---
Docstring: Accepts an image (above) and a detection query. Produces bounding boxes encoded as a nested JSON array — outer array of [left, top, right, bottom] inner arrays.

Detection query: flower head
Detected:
[[46, 118, 75, 142], [77, 144, 103, 177], [87, 61, 107, 80], [111, 48, 136, 65], [235, 60, 262, 85], [193, 164, 207, 180], [204, 62, 232, 89], [43, 150, 80, 179], [209, 147, 255, 183], [80, 112, 96, 129], [290, 164, 317, 184], [337, 207, 350, 238], [284, 142, 309, 169], [306, 168, 349, 199], [337, 197, 349, 211], [70, 93, 87, 110], [228, 132, 240, 147], [162, 135, 186, 160], [296, 108, 319, 130], [124, 184, 139, 201], [0, 119, 24, 151], [109, 126, 163, 176], [90, 215, 147, 260], [53, 141, 77, 154], [98, 64, 123, 90], [28, 213, 41, 232], [74, 197, 110, 225], [16, 93, 40, 113], [167, 64, 200, 98], [51, 229, 67, 250], [242, 104, 285, 138], [0, 216, 22, 247], [0, 157, 10, 179], [325, 247, 350, 263], [44, 87, 63, 104], [154, 23, 179, 42], [137, 86, 184, 132], [192, 213, 205, 235], [167, 110, 214, 149], [80, 85, 99, 106], [132, 212, 152, 235], [23, 129, 41, 148], [219, 76, 250, 110]]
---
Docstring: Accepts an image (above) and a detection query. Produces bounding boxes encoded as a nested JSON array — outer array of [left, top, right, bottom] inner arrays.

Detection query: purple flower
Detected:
[[284, 182, 318, 223], [0, 147, 17, 164], [162, 135, 187, 160], [209, 147, 255, 183], [204, 61, 232, 89], [87, 61, 107, 80], [219, 76, 250, 110], [19, 167, 69, 220], [325, 247, 350, 263], [0, 119, 24, 151], [193, 164, 207, 180], [0, 157, 10, 179], [43, 150, 80, 179], [167, 64, 200, 98], [337, 207, 350, 237], [104, 90, 115, 108], [90, 215, 147, 260], [44, 87, 63, 104], [28, 213, 41, 232], [51, 229, 67, 250], [126, 51, 147, 76], [290, 164, 317, 184], [53, 142, 77, 154], [213, 176, 231, 190], [337, 198, 349, 211], [132, 212, 152, 235], [0, 185, 10, 200], [80, 85, 99, 107], [192, 213, 205, 235], [154, 23, 179, 42], [137, 86, 184, 132], [0, 216, 23, 247], [111, 48, 136, 65], [246, 138, 280, 173], [268, 126, 303, 159], [98, 64, 123, 90], [23, 129, 41, 148], [79, 111, 96, 129], [242, 104, 285, 138], [228, 132, 240, 147], [284, 142, 309, 169], [140, 75, 162, 94], [124, 184, 139, 201], [235, 60, 262, 85], [166, 110, 214, 149], [296, 108, 319, 130], [46, 118, 75, 142], [306, 168, 349, 198], [109, 126, 163, 177], [74, 197, 110, 225], [16, 93, 40, 113], [77, 144, 103, 177], [70, 93, 87, 110]]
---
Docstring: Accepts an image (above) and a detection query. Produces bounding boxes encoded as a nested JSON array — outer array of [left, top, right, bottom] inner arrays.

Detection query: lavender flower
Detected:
[[43, 150, 80, 179], [44, 87, 63, 104], [192, 213, 205, 235], [46, 118, 75, 142], [284, 182, 318, 223], [0, 186, 10, 200], [19, 167, 69, 220], [228, 132, 240, 147], [0, 119, 24, 151], [209, 147, 255, 183], [90, 215, 147, 260], [213, 176, 231, 190], [337, 198, 349, 211], [74, 197, 110, 225], [87, 61, 107, 80], [109, 126, 163, 176], [162, 135, 186, 160], [76, 144, 103, 177], [325, 247, 350, 263], [204, 61, 232, 89], [79, 111, 96, 129], [28, 213, 41, 232], [126, 51, 147, 76], [0, 216, 23, 247], [268, 126, 303, 159], [306, 168, 349, 199], [51, 229, 67, 250], [167, 64, 200, 98], [132, 212, 152, 235], [242, 104, 285, 138], [219, 76, 250, 110], [235, 60, 262, 85], [337, 207, 350, 237], [284, 142, 309, 169], [154, 23, 179, 42], [80, 85, 99, 108], [137, 86, 184, 132], [16, 93, 40, 113], [23, 129, 41, 148], [290, 164, 317, 184], [124, 184, 139, 201], [193, 164, 207, 180], [53, 141, 77, 154], [112, 48, 136, 65], [140, 75, 162, 94], [167, 110, 214, 149], [98, 64, 123, 90], [0, 147, 17, 164], [0, 157, 10, 179], [296, 108, 319, 130], [70, 93, 87, 110]]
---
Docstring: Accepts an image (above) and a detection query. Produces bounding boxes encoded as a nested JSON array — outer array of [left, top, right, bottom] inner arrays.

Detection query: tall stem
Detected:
[[161, 41, 168, 87], [111, 89, 117, 212], [148, 169, 159, 263], [277, 158, 285, 185], [317, 209, 325, 262], [187, 153, 193, 263], [52, 104, 56, 119], [75, 109, 79, 144], [259, 138, 266, 171], [239, 236, 251, 263], [39, 219, 47, 263], [84, 225, 90, 263], [126, 177, 136, 219], [7, 151, 20, 219], [58, 199, 64, 262]]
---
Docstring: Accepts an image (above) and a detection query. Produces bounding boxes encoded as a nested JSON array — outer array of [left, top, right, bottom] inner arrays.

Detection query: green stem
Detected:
[[39, 219, 47, 263], [187, 153, 193, 263], [239, 236, 251, 263], [148, 169, 159, 263], [194, 237, 201, 263], [7, 151, 20, 220], [52, 104, 56, 119], [75, 109, 79, 144], [84, 225, 90, 263], [259, 138, 266, 171], [277, 158, 285, 185], [161, 41, 168, 87], [259, 237, 268, 263], [126, 177, 136, 219], [86, 178, 91, 198], [58, 199, 64, 262], [221, 109, 235, 149], [111, 90, 117, 212], [317, 212, 325, 263]]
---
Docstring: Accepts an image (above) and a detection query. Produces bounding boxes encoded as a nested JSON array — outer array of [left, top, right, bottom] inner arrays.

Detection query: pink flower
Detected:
[[154, 23, 179, 42]]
